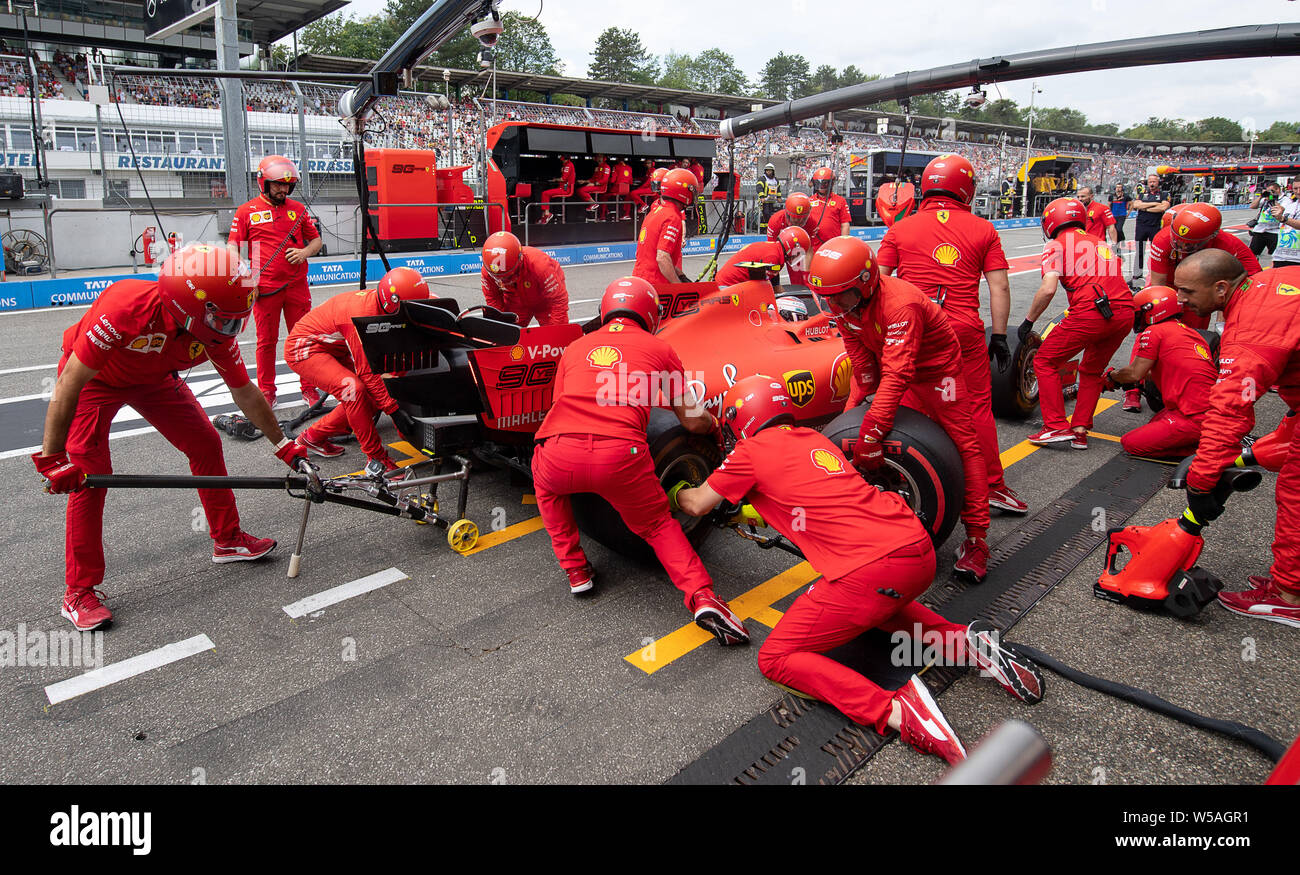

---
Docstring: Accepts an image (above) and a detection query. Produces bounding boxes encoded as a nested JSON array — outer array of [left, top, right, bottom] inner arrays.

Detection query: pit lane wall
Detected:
[[0, 210, 1248, 313]]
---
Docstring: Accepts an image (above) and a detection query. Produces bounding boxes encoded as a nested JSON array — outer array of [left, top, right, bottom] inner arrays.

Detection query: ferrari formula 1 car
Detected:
[[355, 278, 973, 557]]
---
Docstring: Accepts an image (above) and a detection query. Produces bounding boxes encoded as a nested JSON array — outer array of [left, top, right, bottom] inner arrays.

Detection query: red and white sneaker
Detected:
[[297, 431, 345, 458], [1217, 584, 1300, 629], [301, 386, 324, 408], [966, 620, 1045, 704], [261, 390, 277, 409], [538, 212, 554, 225], [893, 675, 967, 765], [1248, 574, 1272, 590], [691, 589, 750, 645], [989, 486, 1029, 514], [1122, 388, 1142, 413], [954, 536, 989, 584], [213, 531, 277, 564], [566, 563, 595, 595], [1071, 430, 1089, 450], [62, 588, 111, 631], [1027, 427, 1074, 445]]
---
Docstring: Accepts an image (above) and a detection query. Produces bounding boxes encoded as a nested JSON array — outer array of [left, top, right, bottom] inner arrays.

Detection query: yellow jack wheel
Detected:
[[447, 519, 479, 554]]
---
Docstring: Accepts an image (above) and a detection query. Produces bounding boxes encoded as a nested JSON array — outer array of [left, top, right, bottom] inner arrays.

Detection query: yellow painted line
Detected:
[[998, 398, 1121, 468], [460, 515, 545, 557], [749, 606, 786, 628], [522, 494, 537, 505], [1086, 431, 1123, 443], [625, 562, 819, 675], [345, 441, 428, 476]]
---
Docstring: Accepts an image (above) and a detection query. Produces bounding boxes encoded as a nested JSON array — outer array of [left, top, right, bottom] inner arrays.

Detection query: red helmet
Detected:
[[660, 168, 699, 206], [649, 167, 669, 193], [600, 276, 661, 333], [784, 192, 811, 224], [920, 154, 976, 204], [376, 266, 431, 315], [482, 231, 522, 284], [158, 243, 255, 347], [720, 374, 796, 453], [257, 155, 299, 195], [1041, 197, 1087, 239], [777, 226, 812, 267], [1170, 202, 1221, 255], [812, 166, 835, 196], [807, 236, 880, 301], [1132, 285, 1182, 328], [1161, 202, 1188, 230]]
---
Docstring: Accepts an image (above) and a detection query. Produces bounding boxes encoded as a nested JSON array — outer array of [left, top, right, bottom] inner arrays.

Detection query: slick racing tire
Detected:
[[987, 326, 1039, 419], [570, 409, 722, 563], [821, 405, 964, 546]]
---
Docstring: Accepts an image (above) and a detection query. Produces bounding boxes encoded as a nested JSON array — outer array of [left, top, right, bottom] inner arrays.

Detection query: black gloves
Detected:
[[1017, 319, 1035, 345], [1185, 488, 1226, 526], [391, 408, 419, 440], [988, 333, 1010, 372]]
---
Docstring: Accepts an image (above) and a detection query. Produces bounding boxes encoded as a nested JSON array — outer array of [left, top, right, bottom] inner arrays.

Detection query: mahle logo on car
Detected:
[[783, 369, 816, 407]]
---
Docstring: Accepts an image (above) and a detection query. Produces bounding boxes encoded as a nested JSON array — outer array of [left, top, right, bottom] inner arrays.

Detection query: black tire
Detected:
[[821, 405, 965, 546], [570, 409, 722, 563], [987, 327, 1040, 419]]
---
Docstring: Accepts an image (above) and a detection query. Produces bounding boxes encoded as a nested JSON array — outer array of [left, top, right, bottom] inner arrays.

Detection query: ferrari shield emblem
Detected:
[[1277, 283, 1300, 296], [783, 369, 816, 407], [936, 210, 949, 224]]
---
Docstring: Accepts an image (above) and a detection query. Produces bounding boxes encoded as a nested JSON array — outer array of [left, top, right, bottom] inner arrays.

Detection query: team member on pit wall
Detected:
[[1147, 203, 1261, 329], [537, 154, 576, 225], [1078, 186, 1118, 245], [531, 277, 749, 645], [32, 244, 310, 632], [632, 168, 699, 285], [765, 192, 814, 284], [629, 166, 667, 216], [876, 153, 1026, 515], [807, 236, 993, 583], [285, 267, 430, 474], [228, 155, 323, 409], [480, 231, 570, 327], [807, 167, 852, 248], [672, 375, 1045, 765], [715, 227, 812, 288], [1176, 251, 1300, 628], [1020, 197, 1135, 450], [577, 154, 611, 213], [1099, 285, 1217, 460]]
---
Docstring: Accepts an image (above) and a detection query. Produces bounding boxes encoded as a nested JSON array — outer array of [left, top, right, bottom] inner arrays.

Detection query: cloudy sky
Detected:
[[336, 0, 1300, 129]]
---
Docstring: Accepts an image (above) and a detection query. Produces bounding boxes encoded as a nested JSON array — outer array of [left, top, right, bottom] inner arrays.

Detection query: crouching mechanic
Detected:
[[531, 276, 749, 644], [672, 375, 1044, 764], [32, 244, 310, 631], [1021, 197, 1135, 449], [808, 236, 993, 583], [1100, 286, 1217, 460], [715, 227, 812, 288], [1147, 202, 1261, 330], [285, 267, 430, 474], [480, 231, 570, 326], [1176, 250, 1300, 627]]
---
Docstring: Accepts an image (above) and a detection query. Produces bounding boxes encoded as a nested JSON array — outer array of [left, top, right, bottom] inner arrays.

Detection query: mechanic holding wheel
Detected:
[[1175, 250, 1300, 628], [632, 168, 699, 285], [876, 153, 1027, 515], [32, 244, 310, 632], [1021, 197, 1135, 450], [531, 276, 750, 645], [807, 235, 993, 583], [480, 231, 571, 327], [672, 375, 1045, 765], [284, 267, 431, 476]]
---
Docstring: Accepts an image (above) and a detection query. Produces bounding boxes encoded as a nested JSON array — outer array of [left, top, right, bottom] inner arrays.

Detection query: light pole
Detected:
[[1020, 82, 1042, 217]]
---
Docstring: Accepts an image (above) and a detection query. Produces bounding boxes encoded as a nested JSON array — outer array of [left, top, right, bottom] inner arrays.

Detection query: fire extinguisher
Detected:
[[167, 231, 181, 253], [142, 226, 156, 266]]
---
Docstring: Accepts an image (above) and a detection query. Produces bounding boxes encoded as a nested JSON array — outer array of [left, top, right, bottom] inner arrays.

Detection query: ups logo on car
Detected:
[[783, 369, 816, 407]]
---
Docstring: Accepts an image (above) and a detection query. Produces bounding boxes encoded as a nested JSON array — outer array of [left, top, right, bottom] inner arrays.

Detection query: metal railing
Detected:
[[349, 201, 507, 256], [520, 197, 644, 246]]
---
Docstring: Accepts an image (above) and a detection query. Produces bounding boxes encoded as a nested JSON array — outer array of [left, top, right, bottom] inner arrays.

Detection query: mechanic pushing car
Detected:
[[1175, 250, 1300, 628], [807, 167, 852, 248], [876, 153, 1026, 515], [1100, 285, 1218, 461], [31, 244, 310, 632], [228, 155, 324, 409], [1021, 197, 1136, 450], [531, 276, 750, 645], [807, 236, 993, 583], [715, 226, 812, 288], [632, 168, 699, 285], [672, 375, 1044, 765], [285, 267, 430, 474], [480, 231, 571, 327], [1146, 202, 1261, 329]]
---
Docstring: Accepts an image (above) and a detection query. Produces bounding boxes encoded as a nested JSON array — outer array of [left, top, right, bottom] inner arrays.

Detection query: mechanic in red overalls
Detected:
[[33, 244, 309, 631], [808, 236, 993, 583], [609, 157, 634, 219], [1100, 285, 1217, 460], [1147, 203, 1261, 329], [227, 155, 323, 409], [1079, 186, 1117, 244], [765, 193, 813, 284], [876, 153, 1025, 515], [632, 168, 698, 285], [715, 227, 811, 288], [480, 231, 570, 326], [531, 277, 749, 644], [577, 154, 611, 214], [1020, 197, 1135, 449], [629, 165, 667, 216], [673, 375, 1044, 764], [1177, 251, 1300, 628], [538, 154, 575, 225], [807, 167, 852, 248], [285, 267, 430, 473]]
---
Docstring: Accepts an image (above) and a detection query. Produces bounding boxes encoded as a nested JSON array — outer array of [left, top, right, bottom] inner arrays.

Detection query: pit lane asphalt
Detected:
[[0, 224, 1294, 784]]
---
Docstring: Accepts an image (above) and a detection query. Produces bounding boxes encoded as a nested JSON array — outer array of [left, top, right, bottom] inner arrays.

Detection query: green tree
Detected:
[[1258, 120, 1300, 141], [1193, 116, 1243, 141], [494, 14, 561, 73], [692, 48, 749, 95], [759, 52, 810, 100], [838, 65, 871, 88], [300, 12, 391, 59], [1033, 106, 1090, 133], [658, 51, 696, 91], [801, 64, 839, 97], [588, 27, 657, 84]]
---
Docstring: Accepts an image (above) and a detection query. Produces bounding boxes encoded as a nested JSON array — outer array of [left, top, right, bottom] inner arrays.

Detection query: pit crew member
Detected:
[[715, 227, 812, 288], [577, 154, 611, 213], [807, 166, 852, 247], [1147, 202, 1261, 329], [480, 231, 570, 327], [1078, 186, 1117, 245], [629, 165, 667, 216], [538, 154, 576, 225], [765, 192, 813, 284], [632, 168, 698, 285]]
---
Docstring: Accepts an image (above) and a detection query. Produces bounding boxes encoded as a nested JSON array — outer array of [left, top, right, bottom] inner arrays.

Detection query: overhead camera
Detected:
[[963, 88, 988, 109], [477, 48, 495, 69], [470, 11, 503, 48]]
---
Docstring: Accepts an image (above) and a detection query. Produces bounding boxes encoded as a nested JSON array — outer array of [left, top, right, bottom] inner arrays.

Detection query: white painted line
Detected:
[[282, 567, 409, 618], [44, 633, 215, 705], [0, 363, 58, 375]]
